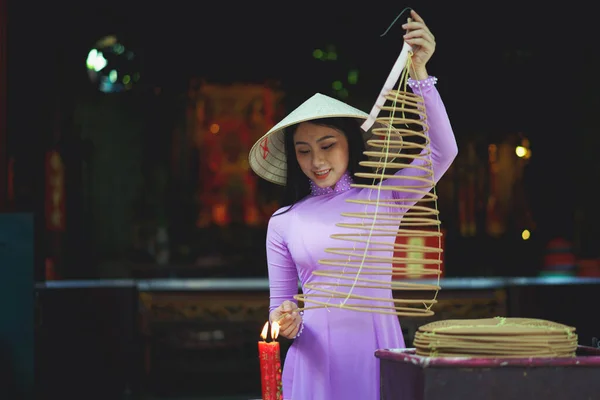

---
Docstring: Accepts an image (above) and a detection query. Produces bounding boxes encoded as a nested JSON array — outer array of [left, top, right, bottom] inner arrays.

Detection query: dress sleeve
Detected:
[[380, 76, 458, 202], [266, 214, 298, 315]]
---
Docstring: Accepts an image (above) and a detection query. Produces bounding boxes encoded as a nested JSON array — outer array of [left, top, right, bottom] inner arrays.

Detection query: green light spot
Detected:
[[348, 70, 358, 84]]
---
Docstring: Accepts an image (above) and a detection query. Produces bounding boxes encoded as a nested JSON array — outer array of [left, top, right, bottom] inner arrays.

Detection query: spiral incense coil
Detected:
[[294, 45, 443, 317], [414, 317, 578, 358]]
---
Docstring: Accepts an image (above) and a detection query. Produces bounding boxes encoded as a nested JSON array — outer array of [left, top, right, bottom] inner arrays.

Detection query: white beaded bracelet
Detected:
[[293, 311, 305, 339], [408, 76, 438, 90]]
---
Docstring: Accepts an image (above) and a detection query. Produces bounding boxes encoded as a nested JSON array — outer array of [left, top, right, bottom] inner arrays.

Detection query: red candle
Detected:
[[258, 321, 283, 400]]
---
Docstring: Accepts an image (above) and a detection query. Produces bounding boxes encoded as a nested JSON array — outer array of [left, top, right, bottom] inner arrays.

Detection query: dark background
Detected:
[[6, 1, 600, 277], [4, 2, 600, 399]]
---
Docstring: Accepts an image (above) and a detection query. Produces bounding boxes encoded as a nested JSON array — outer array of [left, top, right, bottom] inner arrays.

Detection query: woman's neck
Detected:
[[309, 171, 354, 196]]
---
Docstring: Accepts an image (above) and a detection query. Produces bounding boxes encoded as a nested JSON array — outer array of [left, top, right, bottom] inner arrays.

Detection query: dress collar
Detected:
[[309, 171, 354, 196]]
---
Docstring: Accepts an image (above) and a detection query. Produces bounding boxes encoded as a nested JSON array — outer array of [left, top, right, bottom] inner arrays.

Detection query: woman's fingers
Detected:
[[270, 301, 302, 339], [276, 311, 302, 339], [404, 37, 434, 50], [281, 321, 299, 338], [278, 320, 298, 338], [410, 9, 425, 24], [281, 300, 297, 313], [403, 27, 435, 43], [403, 9, 433, 37]]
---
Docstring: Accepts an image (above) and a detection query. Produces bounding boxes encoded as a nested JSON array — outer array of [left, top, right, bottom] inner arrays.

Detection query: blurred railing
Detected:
[[34, 276, 600, 398]]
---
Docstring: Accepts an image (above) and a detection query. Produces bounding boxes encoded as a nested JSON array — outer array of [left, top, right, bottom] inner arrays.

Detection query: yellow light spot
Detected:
[[515, 146, 527, 158], [407, 237, 426, 278]]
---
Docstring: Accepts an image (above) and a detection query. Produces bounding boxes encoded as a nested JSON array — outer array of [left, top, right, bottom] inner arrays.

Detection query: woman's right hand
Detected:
[[270, 300, 303, 339], [402, 10, 436, 80]]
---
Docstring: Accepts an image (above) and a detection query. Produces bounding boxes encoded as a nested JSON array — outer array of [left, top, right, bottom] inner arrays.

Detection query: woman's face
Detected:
[[293, 122, 349, 189]]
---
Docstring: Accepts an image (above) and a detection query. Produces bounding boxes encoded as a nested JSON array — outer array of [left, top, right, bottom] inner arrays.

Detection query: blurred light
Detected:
[[86, 34, 141, 94], [332, 81, 343, 91], [348, 70, 358, 84], [210, 124, 220, 134], [313, 45, 339, 61], [522, 229, 531, 240], [109, 70, 118, 83], [112, 43, 125, 55], [86, 49, 107, 72], [326, 45, 337, 60], [515, 146, 527, 158]]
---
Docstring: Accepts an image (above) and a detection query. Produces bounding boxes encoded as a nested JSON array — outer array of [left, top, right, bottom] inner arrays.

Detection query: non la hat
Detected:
[[248, 93, 396, 186]]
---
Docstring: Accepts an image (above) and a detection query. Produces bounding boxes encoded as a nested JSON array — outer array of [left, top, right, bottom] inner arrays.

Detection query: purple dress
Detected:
[[266, 81, 458, 400]]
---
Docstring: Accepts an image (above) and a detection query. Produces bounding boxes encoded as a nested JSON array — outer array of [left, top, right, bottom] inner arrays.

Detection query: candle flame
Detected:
[[271, 321, 280, 340], [260, 321, 269, 340]]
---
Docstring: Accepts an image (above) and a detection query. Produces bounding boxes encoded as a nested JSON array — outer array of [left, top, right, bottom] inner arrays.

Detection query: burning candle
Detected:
[[258, 321, 283, 400]]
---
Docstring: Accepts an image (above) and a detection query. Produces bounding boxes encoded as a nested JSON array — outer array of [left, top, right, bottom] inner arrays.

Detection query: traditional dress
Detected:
[[266, 79, 458, 400]]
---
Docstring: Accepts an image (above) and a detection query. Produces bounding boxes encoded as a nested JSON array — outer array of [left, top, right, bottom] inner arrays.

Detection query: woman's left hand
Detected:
[[402, 10, 436, 80]]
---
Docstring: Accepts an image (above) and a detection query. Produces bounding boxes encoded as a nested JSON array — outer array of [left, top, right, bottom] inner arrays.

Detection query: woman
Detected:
[[248, 10, 458, 400]]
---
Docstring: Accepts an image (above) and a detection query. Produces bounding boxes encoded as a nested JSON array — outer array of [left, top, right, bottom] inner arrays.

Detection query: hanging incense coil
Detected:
[[294, 79, 443, 317]]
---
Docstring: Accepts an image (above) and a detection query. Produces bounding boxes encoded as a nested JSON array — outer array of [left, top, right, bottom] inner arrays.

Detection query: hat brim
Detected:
[[249, 115, 398, 186], [249, 92, 408, 186]]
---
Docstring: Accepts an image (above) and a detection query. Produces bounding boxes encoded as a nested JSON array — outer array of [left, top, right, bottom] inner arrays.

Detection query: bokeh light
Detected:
[[86, 35, 141, 93]]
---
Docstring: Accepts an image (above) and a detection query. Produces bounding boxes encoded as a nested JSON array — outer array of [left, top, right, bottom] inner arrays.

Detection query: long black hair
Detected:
[[274, 117, 372, 216]]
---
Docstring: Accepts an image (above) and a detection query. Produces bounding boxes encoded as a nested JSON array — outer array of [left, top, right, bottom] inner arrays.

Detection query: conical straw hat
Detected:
[[248, 93, 385, 186]]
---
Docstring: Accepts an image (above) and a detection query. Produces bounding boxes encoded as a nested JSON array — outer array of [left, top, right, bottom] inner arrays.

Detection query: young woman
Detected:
[[248, 10, 458, 400]]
